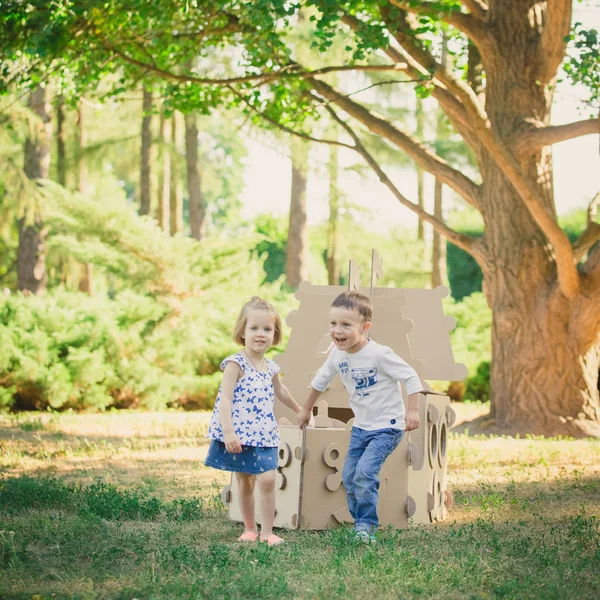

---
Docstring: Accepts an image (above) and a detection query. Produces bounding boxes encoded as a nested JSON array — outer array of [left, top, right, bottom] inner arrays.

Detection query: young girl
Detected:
[[204, 296, 301, 546]]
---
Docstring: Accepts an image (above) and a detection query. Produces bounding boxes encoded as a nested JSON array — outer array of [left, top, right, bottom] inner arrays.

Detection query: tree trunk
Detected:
[[286, 137, 309, 288], [76, 102, 87, 195], [56, 95, 66, 187], [432, 36, 448, 288], [480, 4, 600, 437], [326, 140, 339, 285], [185, 113, 206, 240], [415, 98, 425, 241], [467, 41, 485, 102], [431, 181, 446, 287], [18, 85, 52, 294], [139, 87, 153, 216], [157, 108, 171, 231], [170, 111, 183, 235], [76, 101, 94, 295]]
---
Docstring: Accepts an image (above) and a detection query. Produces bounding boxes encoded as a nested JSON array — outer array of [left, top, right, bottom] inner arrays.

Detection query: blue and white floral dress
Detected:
[[204, 353, 280, 474]]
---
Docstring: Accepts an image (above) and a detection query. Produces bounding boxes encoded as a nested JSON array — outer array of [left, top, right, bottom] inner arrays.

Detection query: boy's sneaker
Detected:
[[354, 530, 376, 544]]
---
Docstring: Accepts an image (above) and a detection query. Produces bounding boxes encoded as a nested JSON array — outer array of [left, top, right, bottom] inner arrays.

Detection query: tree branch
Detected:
[[515, 118, 600, 151], [310, 78, 481, 209], [342, 13, 483, 156], [460, 0, 488, 21], [384, 13, 580, 298], [100, 39, 406, 86], [573, 223, 600, 265], [389, 0, 491, 44], [172, 14, 243, 37], [573, 192, 600, 263], [227, 86, 356, 150], [387, 20, 492, 123], [311, 92, 484, 262], [539, 1, 573, 85], [580, 243, 600, 278]]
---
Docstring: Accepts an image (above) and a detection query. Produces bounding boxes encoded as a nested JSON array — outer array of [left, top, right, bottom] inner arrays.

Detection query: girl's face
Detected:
[[243, 309, 276, 354]]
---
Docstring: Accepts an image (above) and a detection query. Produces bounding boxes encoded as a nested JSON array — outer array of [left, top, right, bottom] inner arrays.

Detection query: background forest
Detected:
[[0, 53, 501, 414], [0, 1, 599, 431]]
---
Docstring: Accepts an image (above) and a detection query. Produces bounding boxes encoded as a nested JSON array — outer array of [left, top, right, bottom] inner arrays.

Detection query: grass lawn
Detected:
[[0, 404, 599, 600]]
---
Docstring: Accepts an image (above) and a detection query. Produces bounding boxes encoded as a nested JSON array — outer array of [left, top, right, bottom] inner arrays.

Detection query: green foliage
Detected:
[[443, 292, 491, 377], [562, 22, 600, 107], [465, 360, 491, 403], [447, 235, 484, 300], [0, 275, 296, 411], [445, 208, 484, 300], [253, 214, 288, 283], [0, 178, 298, 411], [0, 476, 209, 521], [310, 220, 431, 288]]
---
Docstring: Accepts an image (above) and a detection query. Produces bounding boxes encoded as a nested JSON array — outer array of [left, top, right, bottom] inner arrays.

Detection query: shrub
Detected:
[[443, 292, 491, 376], [175, 373, 223, 411], [465, 361, 491, 402], [0, 281, 293, 412]]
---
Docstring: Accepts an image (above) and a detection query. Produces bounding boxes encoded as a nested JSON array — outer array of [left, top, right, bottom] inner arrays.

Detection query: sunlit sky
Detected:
[[240, 7, 600, 233]]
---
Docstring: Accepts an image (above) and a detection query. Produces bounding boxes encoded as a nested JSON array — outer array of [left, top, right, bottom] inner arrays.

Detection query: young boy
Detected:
[[297, 290, 422, 542]]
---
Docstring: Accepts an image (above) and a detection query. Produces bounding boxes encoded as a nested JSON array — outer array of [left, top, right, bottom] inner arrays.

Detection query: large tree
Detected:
[[2, 0, 599, 436]]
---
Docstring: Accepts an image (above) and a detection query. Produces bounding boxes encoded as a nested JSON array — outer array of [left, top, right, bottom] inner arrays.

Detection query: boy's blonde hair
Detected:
[[233, 296, 283, 346], [331, 290, 373, 322]]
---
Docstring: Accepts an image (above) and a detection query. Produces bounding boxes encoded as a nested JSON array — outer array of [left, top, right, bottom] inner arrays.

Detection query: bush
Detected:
[[447, 235, 484, 300], [465, 361, 491, 402], [0, 280, 293, 412], [443, 292, 491, 376], [175, 372, 223, 411]]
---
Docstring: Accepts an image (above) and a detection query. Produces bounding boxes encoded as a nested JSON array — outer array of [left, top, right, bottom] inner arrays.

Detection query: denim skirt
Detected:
[[204, 440, 278, 474]]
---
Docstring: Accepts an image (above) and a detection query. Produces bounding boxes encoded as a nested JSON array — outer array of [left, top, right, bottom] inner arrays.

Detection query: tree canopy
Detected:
[[2, 0, 599, 436]]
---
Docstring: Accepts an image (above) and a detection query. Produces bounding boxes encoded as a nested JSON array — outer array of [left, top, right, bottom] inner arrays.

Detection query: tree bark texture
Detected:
[[76, 100, 94, 294], [478, 2, 600, 436], [286, 137, 309, 288], [431, 180, 446, 288], [18, 85, 52, 294], [139, 87, 153, 216], [331, 1, 599, 435], [157, 109, 171, 232], [432, 36, 448, 289], [56, 95, 66, 187], [170, 111, 183, 236], [76, 102, 87, 195], [185, 113, 206, 240], [415, 98, 425, 241], [326, 141, 340, 285]]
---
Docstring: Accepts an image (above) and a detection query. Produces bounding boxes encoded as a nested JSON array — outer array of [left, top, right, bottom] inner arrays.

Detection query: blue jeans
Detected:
[[342, 426, 404, 532]]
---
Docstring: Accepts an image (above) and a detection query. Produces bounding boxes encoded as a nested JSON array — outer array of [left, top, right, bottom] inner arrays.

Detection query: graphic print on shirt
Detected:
[[351, 367, 378, 396], [339, 358, 350, 376]]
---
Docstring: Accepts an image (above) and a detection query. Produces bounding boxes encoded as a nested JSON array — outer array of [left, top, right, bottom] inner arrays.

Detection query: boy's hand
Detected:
[[223, 431, 242, 453], [405, 409, 420, 431], [297, 408, 312, 429]]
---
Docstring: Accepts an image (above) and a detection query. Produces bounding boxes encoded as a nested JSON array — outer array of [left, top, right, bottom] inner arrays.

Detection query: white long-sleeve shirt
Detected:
[[311, 339, 423, 430]]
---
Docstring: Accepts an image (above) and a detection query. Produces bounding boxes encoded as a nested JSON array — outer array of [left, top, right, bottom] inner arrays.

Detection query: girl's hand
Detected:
[[224, 431, 242, 453]]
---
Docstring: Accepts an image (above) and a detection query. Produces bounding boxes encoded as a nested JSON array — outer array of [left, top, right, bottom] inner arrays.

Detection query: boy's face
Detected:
[[329, 307, 371, 354]]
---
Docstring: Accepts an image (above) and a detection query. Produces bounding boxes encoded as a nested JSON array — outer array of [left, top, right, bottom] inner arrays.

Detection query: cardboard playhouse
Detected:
[[221, 251, 467, 530]]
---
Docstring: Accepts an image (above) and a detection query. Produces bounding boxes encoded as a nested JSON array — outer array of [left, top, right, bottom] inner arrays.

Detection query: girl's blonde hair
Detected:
[[233, 296, 283, 346]]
